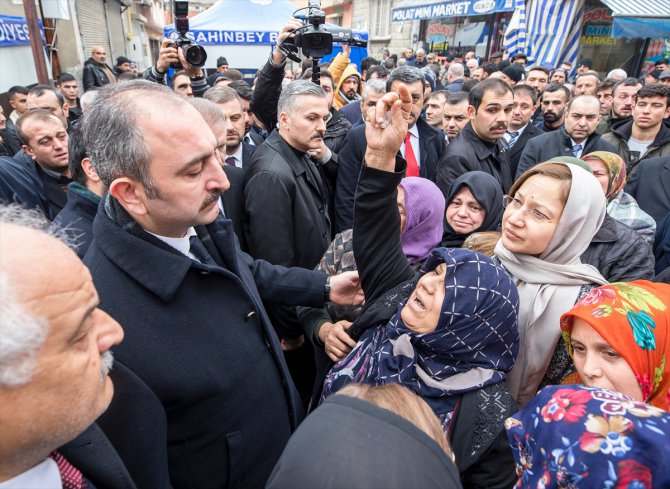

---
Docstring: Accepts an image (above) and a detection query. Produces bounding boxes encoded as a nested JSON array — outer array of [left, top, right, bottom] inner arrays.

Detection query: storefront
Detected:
[[391, 0, 515, 59]]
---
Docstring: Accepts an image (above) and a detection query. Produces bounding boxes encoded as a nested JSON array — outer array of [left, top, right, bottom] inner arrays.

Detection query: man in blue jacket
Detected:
[[80, 80, 362, 489]]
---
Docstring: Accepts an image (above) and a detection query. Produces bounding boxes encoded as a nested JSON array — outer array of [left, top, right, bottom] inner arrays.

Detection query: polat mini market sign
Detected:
[[392, 0, 514, 21]]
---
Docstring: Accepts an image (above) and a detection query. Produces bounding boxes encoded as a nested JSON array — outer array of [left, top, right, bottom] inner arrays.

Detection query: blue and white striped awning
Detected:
[[600, 0, 670, 39]]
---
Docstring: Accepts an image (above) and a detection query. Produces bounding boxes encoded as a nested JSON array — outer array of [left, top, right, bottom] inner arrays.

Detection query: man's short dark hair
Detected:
[[8, 86, 28, 100], [56, 73, 76, 85], [386, 66, 425, 92], [579, 58, 593, 69], [15, 109, 63, 145], [227, 80, 253, 101], [445, 91, 469, 105], [461, 79, 478, 92], [527, 66, 550, 77], [170, 70, 189, 89], [597, 78, 616, 92], [28, 84, 64, 107], [481, 62, 497, 76], [612, 77, 642, 96], [513, 84, 538, 105], [648, 69, 663, 81], [365, 65, 389, 81], [655, 58, 669, 67], [360, 57, 379, 74], [468, 78, 512, 110], [68, 126, 88, 186], [383, 58, 396, 70], [542, 83, 571, 101], [512, 53, 527, 62], [635, 83, 670, 108], [319, 70, 335, 89], [576, 71, 600, 82], [497, 60, 511, 72], [427, 90, 448, 103]]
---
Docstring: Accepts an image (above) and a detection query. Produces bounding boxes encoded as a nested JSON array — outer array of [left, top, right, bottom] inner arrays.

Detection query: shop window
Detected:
[[371, 0, 390, 38]]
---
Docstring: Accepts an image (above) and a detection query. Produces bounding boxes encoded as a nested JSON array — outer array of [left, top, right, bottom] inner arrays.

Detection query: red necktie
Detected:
[[50, 451, 88, 489], [404, 132, 419, 177]]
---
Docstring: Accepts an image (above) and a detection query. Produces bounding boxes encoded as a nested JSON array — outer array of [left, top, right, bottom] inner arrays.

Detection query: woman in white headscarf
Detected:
[[494, 162, 608, 406]]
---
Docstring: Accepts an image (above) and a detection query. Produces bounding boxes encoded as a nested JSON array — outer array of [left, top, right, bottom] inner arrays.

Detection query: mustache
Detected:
[[491, 122, 507, 130], [100, 350, 114, 377], [310, 131, 325, 140], [201, 190, 224, 210]]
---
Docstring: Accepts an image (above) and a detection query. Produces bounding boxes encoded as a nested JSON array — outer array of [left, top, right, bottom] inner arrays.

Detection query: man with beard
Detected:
[[203, 86, 256, 170], [534, 83, 570, 132], [334, 66, 445, 231], [442, 91, 470, 142], [83, 46, 116, 91], [228, 81, 266, 145], [435, 78, 514, 196], [606, 78, 643, 130], [504, 85, 544, 177], [332, 65, 362, 110], [517, 95, 616, 177], [602, 84, 670, 174]]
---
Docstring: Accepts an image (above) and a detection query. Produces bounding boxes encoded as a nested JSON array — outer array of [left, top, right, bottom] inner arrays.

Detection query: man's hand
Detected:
[[307, 140, 332, 163], [341, 42, 351, 60], [178, 48, 203, 78], [156, 39, 178, 73], [319, 321, 356, 362], [364, 84, 413, 171], [328, 271, 364, 306], [272, 19, 304, 65]]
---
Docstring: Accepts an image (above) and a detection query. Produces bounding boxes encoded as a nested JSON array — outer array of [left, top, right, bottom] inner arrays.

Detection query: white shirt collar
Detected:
[[509, 122, 528, 136], [145, 227, 198, 258], [0, 459, 61, 489], [408, 123, 419, 138]]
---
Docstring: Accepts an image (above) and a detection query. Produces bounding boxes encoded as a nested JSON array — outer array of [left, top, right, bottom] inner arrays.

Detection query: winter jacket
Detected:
[[601, 119, 670, 175]]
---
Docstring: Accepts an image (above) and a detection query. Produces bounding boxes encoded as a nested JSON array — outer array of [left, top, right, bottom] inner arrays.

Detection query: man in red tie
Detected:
[[0, 208, 135, 489]]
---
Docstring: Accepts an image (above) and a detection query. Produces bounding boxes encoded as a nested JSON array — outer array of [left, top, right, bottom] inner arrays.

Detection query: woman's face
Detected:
[[570, 318, 643, 401], [502, 175, 564, 256], [583, 157, 610, 196], [400, 263, 446, 334], [446, 187, 485, 234], [397, 186, 406, 233]]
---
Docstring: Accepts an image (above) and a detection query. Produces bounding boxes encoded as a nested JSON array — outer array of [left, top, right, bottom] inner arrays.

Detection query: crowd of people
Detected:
[[1, 18, 670, 489]]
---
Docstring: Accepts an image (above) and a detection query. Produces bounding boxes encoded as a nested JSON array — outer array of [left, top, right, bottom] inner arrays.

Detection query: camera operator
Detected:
[[143, 38, 209, 97]]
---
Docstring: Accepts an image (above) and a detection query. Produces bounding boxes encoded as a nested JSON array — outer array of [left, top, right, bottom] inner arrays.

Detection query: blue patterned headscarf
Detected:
[[506, 385, 670, 488], [323, 248, 520, 424]]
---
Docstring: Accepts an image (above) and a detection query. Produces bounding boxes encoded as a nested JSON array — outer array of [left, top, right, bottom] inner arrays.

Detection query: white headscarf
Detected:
[[495, 164, 608, 406]]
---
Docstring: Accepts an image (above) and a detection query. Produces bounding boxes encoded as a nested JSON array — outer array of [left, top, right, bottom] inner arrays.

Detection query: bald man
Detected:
[[83, 45, 117, 92]]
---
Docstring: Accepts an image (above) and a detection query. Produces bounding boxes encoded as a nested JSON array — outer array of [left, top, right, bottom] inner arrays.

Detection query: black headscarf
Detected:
[[266, 395, 463, 489], [441, 171, 503, 247]]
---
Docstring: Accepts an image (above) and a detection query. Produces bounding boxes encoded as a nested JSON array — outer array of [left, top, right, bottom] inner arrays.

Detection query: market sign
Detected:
[[392, 0, 514, 21], [580, 7, 616, 47], [0, 15, 45, 48]]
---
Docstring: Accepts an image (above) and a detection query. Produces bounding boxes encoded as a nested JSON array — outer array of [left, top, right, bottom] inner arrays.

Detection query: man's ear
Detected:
[[109, 178, 148, 217], [278, 111, 290, 130], [22, 145, 36, 160], [80, 157, 101, 182], [62, 103, 69, 120], [467, 104, 476, 120]]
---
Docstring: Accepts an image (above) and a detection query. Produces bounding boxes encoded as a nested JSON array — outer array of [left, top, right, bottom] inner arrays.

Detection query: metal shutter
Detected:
[[77, 0, 112, 58], [105, 0, 127, 62]]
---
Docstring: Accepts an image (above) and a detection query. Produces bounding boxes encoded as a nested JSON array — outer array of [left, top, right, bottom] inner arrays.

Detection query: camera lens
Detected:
[[185, 45, 207, 68]]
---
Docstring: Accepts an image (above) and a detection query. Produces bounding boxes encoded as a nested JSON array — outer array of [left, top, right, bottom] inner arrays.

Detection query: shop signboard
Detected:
[[0, 15, 45, 48], [426, 22, 454, 51], [580, 6, 616, 46], [392, 0, 514, 22]]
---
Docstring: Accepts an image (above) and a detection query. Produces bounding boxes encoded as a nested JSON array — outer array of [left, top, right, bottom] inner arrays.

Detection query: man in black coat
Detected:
[[435, 78, 514, 198], [516, 95, 617, 178], [80, 80, 362, 489], [83, 45, 117, 92], [0, 213, 133, 489], [505, 85, 544, 178], [334, 66, 446, 232], [625, 156, 670, 223], [0, 156, 49, 214]]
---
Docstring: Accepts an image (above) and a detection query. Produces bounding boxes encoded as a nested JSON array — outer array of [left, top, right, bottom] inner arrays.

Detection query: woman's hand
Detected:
[[364, 84, 413, 172], [319, 320, 356, 362]]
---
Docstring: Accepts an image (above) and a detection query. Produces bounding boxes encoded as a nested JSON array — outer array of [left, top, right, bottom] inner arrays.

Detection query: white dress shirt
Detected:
[[0, 459, 62, 489], [399, 123, 421, 168]]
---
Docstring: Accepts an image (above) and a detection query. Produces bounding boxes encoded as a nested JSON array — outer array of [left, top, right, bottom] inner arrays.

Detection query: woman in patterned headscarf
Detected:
[[505, 384, 670, 488], [560, 281, 670, 411], [582, 151, 656, 244]]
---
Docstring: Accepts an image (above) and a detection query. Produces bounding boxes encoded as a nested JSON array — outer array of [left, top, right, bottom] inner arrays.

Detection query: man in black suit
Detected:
[[625, 156, 670, 223], [80, 80, 362, 489], [0, 210, 134, 489], [334, 66, 446, 232], [203, 86, 257, 170], [505, 85, 544, 178]]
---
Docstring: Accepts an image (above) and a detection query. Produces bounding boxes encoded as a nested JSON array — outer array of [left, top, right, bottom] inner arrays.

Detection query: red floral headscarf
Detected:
[[560, 281, 670, 411]]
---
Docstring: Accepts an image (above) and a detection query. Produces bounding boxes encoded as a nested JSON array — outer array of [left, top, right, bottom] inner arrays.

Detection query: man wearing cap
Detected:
[[113, 56, 133, 78], [660, 70, 670, 86], [501, 65, 523, 87], [83, 46, 117, 92], [207, 57, 229, 86]]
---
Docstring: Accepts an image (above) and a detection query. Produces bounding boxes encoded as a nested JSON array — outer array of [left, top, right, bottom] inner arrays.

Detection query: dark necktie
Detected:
[[404, 132, 419, 177], [189, 235, 218, 266], [225, 156, 237, 167], [50, 452, 88, 489], [507, 131, 520, 148]]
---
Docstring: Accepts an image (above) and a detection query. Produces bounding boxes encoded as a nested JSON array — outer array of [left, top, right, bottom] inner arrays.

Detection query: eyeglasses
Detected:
[[502, 195, 552, 223]]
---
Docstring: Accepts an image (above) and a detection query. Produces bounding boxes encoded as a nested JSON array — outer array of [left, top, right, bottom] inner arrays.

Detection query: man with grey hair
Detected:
[[607, 68, 627, 81], [444, 62, 465, 91], [334, 65, 446, 231], [80, 79, 362, 488], [340, 77, 386, 128], [243, 79, 335, 357], [0, 206, 134, 488]]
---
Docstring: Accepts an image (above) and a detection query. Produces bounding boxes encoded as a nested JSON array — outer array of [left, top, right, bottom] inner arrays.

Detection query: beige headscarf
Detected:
[[495, 163, 608, 406]]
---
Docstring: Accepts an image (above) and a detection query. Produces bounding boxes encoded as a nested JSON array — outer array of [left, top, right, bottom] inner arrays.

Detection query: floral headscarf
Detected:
[[582, 151, 627, 201], [322, 248, 520, 425], [505, 385, 670, 489], [560, 281, 670, 411]]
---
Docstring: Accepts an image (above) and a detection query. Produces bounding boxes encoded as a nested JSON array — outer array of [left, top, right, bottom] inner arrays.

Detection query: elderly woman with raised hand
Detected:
[[321, 85, 521, 489], [582, 151, 656, 244], [505, 384, 670, 489], [560, 281, 670, 410], [441, 171, 504, 248], [495, 161, 609, 407]]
